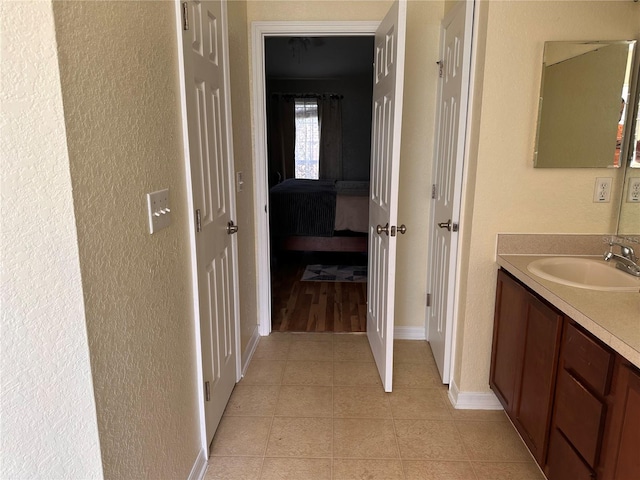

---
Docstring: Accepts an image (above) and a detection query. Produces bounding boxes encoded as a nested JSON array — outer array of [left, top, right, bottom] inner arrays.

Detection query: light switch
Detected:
[[146, 189, 171, 234]]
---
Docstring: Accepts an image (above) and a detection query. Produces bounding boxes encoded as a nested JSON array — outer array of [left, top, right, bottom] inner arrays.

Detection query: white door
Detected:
[[180, 0, 239, 445], [367, 0, 407, 393], [426, 0, 473, 384]]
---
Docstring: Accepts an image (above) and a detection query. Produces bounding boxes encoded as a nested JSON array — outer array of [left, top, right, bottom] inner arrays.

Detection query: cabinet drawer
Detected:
[[554, 368, 606, 468], [546, 428, 593, 480], [562, 321, 613, 396]]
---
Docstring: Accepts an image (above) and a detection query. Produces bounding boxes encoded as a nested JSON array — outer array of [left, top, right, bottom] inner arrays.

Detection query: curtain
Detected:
[[318, 95, 343, 181], [267, 94, 295, 185]]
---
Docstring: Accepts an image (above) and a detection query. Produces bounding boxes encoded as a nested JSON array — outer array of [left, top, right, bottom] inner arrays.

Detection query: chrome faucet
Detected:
[[604, 241, 640, 277]]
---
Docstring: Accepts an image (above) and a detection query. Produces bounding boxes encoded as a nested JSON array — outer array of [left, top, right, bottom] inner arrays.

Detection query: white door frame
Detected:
[[174, 0, 241, 452], [251, 21, 380, 337]]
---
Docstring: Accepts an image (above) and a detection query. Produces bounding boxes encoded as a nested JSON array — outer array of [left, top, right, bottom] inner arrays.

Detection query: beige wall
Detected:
[[454, 0, 640, 393], [52, 1, 201, 477], [1, 2, 103, 478]]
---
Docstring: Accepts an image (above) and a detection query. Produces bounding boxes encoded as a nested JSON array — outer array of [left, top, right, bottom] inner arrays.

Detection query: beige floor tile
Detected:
[[333, 459, 404, 480], [393, 340, 432, 364], [224, 385, 280, 416], [288, 340, 334, 362], [389, 388, 452, 420], [204, 456, 263, 480], [265, 417, 333, 457], [275, 385, 333, 417], [334, 361, 382, 386], [472, 461, 545, 479], [395, 419, 468, 461], [260, 458, 331, 479], [333, 386, 391, 418], [210, 416, 272, 457], [402, 460, 477, 480], [333, 418, 399, 459], [455, 421, 532, 462], [288, 332, 334, 343], [333, 332, 368, 343], [282, 360, 333, 386], [253, 341, 290, 361], [241, 360, 286, 385], [334, 340, 375, 362], [393, 362, 444, 388]]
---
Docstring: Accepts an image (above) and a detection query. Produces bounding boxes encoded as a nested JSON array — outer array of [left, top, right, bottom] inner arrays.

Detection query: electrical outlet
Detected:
[[593, 177, 612, 203], [627, 177, 640, 203]]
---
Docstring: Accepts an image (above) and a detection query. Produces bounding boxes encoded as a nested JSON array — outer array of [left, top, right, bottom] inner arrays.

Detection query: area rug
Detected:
[[301, 264, 367, 283]]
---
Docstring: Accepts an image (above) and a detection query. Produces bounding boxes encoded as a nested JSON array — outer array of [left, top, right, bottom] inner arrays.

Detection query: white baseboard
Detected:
[[448, 378, 503, 410], [241, 324, 260, 377], [394, 326, 426, 340], [187, 448, 208, 480]]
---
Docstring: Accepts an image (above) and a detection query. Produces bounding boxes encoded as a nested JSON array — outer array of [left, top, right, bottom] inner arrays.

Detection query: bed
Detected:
[[269, 179, 369, 252]]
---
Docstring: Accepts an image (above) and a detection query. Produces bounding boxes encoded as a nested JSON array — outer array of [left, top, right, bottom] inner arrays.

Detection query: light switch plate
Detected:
[[146, 189, 171, 234]]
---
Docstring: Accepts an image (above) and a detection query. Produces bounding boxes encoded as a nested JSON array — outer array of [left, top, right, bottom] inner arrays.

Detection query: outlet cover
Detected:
[[628, 177, 640, 203], [147, 189, 171, 234], [593, 177, 612, 203]]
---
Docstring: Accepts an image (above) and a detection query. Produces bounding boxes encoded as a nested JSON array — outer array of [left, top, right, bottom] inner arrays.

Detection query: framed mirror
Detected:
[[534, 40, 637, 168]]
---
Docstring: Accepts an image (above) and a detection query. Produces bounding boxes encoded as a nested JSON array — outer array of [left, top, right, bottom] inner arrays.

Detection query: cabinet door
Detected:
[[602, 362, 640, 479], [512, 291, 563, 465], [490, 270, 527, 413]]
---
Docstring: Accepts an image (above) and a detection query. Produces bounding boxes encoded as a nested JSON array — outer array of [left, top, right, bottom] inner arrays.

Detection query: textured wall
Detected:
[[454, 0, 640, 393], [52, 1, 201, 477], [1, 2, 103, 478]]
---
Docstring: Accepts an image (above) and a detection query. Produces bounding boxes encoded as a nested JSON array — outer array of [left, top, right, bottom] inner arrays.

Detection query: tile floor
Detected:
[[206, 333, 545, 480]]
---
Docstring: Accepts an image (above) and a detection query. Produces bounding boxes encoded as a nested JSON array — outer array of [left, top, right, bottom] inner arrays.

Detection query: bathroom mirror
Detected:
[[534, 40, 637, 168], [617, 82, 640, 236]]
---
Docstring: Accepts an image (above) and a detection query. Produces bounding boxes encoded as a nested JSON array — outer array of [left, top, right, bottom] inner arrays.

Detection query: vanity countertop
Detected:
[[497, 254, 640, 369]]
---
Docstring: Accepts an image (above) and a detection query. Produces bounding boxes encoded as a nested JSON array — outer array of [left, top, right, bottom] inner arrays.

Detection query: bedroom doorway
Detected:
[[262, 34, 375, 333]]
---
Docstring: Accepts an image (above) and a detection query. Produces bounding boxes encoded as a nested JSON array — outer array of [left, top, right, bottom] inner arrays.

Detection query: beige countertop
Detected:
[[496, 254, 640, 369]]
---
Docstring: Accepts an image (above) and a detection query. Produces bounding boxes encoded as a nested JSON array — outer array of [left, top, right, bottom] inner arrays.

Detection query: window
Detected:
[[294, 98, 320, 179]]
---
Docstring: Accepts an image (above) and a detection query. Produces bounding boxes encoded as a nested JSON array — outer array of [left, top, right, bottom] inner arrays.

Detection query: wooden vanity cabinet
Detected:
[[600, 360, 640, 480], [492, 268, 640, 480], [490, 270, 563, 465], [545, 321, 614, 480]]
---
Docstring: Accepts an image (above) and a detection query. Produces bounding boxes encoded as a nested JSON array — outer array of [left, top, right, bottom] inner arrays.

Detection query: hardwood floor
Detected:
[[271, 251, 367, 333]]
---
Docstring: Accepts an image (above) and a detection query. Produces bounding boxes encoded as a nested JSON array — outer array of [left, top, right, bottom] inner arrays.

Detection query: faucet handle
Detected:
[[608, 241, 636, 262]]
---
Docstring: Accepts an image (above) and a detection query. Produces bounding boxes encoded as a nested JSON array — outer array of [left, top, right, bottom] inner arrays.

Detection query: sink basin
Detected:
[[527, 257, 640, 292]]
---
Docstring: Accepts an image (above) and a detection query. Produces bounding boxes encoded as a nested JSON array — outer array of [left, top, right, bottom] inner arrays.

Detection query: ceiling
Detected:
[[265, 36, 375, 78]]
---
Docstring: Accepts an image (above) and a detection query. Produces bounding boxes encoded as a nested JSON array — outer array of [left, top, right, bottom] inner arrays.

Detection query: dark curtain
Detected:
[[267, 94, 295, 185], [318, 95, 343, 181]]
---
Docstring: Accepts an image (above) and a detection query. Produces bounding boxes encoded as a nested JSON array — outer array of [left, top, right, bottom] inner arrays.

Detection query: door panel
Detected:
[[367, 0, 407, 392], [181, 0, 238, 446], [426, 0, 473, 383]]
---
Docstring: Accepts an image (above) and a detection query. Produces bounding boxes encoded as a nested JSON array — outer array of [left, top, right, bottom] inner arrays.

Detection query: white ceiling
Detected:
[[265, 36, 374, 78]]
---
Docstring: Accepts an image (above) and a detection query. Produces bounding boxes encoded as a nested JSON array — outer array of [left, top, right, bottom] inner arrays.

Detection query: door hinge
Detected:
[[205, 381, 210, 401], [436, 60, 444, 78], [432, 184, 437, 199], [196, 208, 202, 232], [182, 2, 189, 31], [426, 293, 432, 307]]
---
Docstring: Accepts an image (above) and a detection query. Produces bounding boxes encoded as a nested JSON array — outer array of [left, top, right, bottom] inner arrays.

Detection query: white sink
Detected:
[[527, 257, 640, 292]]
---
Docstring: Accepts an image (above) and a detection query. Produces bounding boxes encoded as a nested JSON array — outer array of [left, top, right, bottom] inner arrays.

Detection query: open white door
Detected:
[[426, 0, 473, 384], [367, 0, 407, 393], [179, 0, 239, 446]]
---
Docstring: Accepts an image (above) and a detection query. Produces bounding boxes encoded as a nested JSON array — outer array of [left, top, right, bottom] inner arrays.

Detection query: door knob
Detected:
[[390, 224, 407, 236], [227, 220, 239, 235], [376, 223, 389, 236], [437, 219, 458, 232]]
